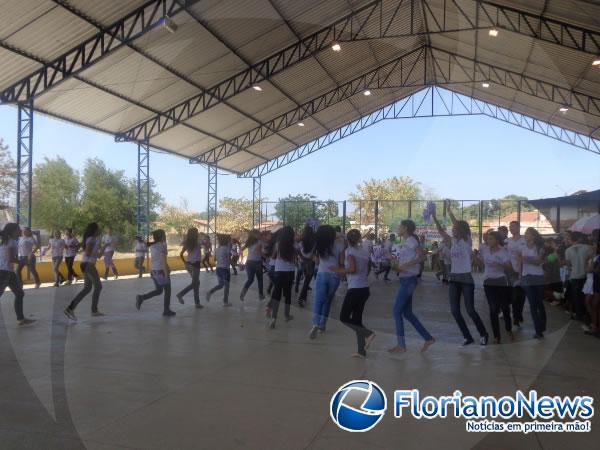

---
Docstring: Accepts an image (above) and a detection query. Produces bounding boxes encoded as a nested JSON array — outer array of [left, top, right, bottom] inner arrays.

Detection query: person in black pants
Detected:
[[240, 230, 265, 301], [520, 228, 548, 339], [433, 201, 488, 346], [334, 229, 375, 358], [475, 231, 513, 344], [64, 223, 104, 321], [297, 225, 316, 307], [176, 228, 203, 308], [268, 226, 296, 329], [135, 229, 175, 317]]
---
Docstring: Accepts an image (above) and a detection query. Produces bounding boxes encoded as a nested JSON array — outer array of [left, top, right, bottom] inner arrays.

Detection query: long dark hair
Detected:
[[149, 229, 166, 246], [346, 229, 361, 247], [301, 225, 316, 253], [525, 227, 544, 251], [400, 219, 417, 238], [1, 223, 20, 245], [183, 227, 199, 251], [276, 226, 295, 262], [82, 222, 99, 246], [315, 225, 336, 258], [454, 220, 471, 240], [245, 229, 259, 247]]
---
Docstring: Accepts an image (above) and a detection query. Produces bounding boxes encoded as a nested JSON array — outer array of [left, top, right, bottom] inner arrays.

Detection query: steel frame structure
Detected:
[[137, 142, 151, 239], [238, 86, 600, 178], [192, 44, 600, 165], [252, 177, 262, 229], [207, 165, 218, 244], [16, 100, 34, 227], [0, 0, 183, 104]]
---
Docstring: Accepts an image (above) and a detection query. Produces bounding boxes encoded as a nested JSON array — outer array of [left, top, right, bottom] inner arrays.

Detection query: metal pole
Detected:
[[556, 204, 561, 233], [342, 201, 347, 234], [517, 200, 522, 224], [252, 177, 261, 229], [207, 164, 218, 246], [136, 142, 150, 239], [16, 99, 33, 227], [478, 200, 484, 245], [408, 200, 412, 219], [374, 200, 379, 238]]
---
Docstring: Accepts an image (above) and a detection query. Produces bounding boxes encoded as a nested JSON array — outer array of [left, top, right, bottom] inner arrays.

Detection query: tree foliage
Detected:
[[158, 204, 200, 238], [0, 138, 16, 206], [217, 197, 253, 233], [274, 194, 341, 230]]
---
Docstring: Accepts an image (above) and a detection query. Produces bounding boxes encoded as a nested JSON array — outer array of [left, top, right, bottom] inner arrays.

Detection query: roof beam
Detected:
[[429, 47, 600, 116], [116, 0, 487, 143], [237, 86, 600, 177], [0, 0, 184, 103], [191, 46, 428, 164]]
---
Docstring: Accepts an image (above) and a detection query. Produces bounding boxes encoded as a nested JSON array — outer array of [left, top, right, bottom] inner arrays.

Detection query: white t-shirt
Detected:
[[450, 237, 472, 274], [64, 237, 79, 257], [230, 243, 239, 256], [246, 242, 262, 261], [506, 236, 526, 273], [149, 241, 168, 271], [102, 234, 118, 253], [274, 243, 295, 272], [215, 245, 230, 268], [318, 241, 344, 273], [81, 237, 100, 264], [521, 245, 544, 276], [134, 241, 146, 258], [0, 240, 18, 271], [565, 243, 591, 280], [49, 238, 66, 258], [18, 236, 35, 258], [480, 245, 510, 280], [346, 246, 369, 289], [394, 236, 421, 277], [186, 244, 201, 263]]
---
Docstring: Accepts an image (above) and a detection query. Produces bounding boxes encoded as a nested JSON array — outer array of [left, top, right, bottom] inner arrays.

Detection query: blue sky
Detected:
[[0, 104, 598, 213]]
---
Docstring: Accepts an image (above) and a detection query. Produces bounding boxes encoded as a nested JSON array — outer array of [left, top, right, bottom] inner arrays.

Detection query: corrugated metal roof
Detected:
[[0, 0, 598, 168]]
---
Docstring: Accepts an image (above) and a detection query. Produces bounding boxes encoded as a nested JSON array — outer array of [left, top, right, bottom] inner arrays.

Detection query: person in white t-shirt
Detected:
[[176, 227, 203, 308], [133, 235, 146, 278], [565, 231, 593, 321], [433, 200, 489, 346], [64, 228, 80, 284], [388, 220, 435, 354], [135, 229, 175, 317], [47, 230, 66, 287], [520, 227, 547, 339], [240, 230, 265, 301], [267, 226, 297, 328], [297, 225, 316, 307], [474, 231, 513, 344], [507, 220, 527, 327], [206, 234, 232, 306], [331, 229, 375, 358], [17, 226, 41, 288], [65, 222, 105, 321], [101, 228, 119, 280], [230, 238, 240, 275], [1, 223, 35, 326]]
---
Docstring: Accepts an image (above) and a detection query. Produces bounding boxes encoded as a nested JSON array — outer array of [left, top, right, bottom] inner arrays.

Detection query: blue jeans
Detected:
[[312, 272, 340, 329], [522, 275, 547, 335], [209, 267, 231, 303], [394, 276, 432, 347]]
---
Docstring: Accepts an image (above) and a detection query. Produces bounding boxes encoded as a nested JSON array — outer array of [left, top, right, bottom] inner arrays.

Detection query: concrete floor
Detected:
[[1, 270, 598, 450]]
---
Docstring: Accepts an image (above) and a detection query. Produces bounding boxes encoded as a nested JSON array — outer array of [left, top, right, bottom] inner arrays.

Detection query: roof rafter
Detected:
[[238, 86, 600, 178], [0, 0, 185, 103]]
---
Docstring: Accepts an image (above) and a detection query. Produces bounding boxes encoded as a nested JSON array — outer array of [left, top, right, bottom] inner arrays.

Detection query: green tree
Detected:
[[31, 157, 80, 230], [275, 194, 341, 230], [217, 197, 253, 233], [0, 138, 16, 206], [158, 204, 200, 238]]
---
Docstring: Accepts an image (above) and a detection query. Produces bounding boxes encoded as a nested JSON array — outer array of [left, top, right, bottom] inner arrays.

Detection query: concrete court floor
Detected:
[[1, 269, 598, 450]]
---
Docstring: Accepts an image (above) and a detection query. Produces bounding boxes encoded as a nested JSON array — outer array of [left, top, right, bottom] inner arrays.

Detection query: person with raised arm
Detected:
[[432, 200, 489, 346]]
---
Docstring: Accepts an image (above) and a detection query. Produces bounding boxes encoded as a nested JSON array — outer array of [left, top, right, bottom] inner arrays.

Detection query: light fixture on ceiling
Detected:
[[559, 106, 569, 113], [488, 28, 499, 37], [363, 90, 372, 96], [252, 85, 263, 92], [298, 122, 305, 127], [482, 82, 490, 88], [331, 42, 342, 52], [159, 16, 178, 33], [592, 58, 600, 66]]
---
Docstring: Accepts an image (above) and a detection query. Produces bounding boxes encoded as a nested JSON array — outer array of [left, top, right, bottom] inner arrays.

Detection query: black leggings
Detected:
[[340, 287, 373, 355], [448, 273, 488, 340], [140, 274, 172, 313], [65, 256, 79, 281], [511, 284, 526, 323], [68, 263, 102, 312], [202, 253, 213, 272], [298, 260, 315, 302], [483, 277, 512, 339], [177, 263, 200, 304], [17, 255, 40, 285], [270, 271, 294, 319], [243, 260, 264, 296], [0, 270, 25, 321]]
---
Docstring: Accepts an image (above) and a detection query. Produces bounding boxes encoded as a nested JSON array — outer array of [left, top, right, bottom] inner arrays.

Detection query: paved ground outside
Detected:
[[1, 270, 598, 450]]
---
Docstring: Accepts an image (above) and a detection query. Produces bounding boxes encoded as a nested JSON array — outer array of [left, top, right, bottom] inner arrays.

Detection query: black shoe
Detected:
[[533, 333, 544, 339], [480, 335, 488, 346], [135, 295, 142, 310], [285, 315, 294, 322], [163, 310, 176, 317], [461, 338, 474, 347]]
